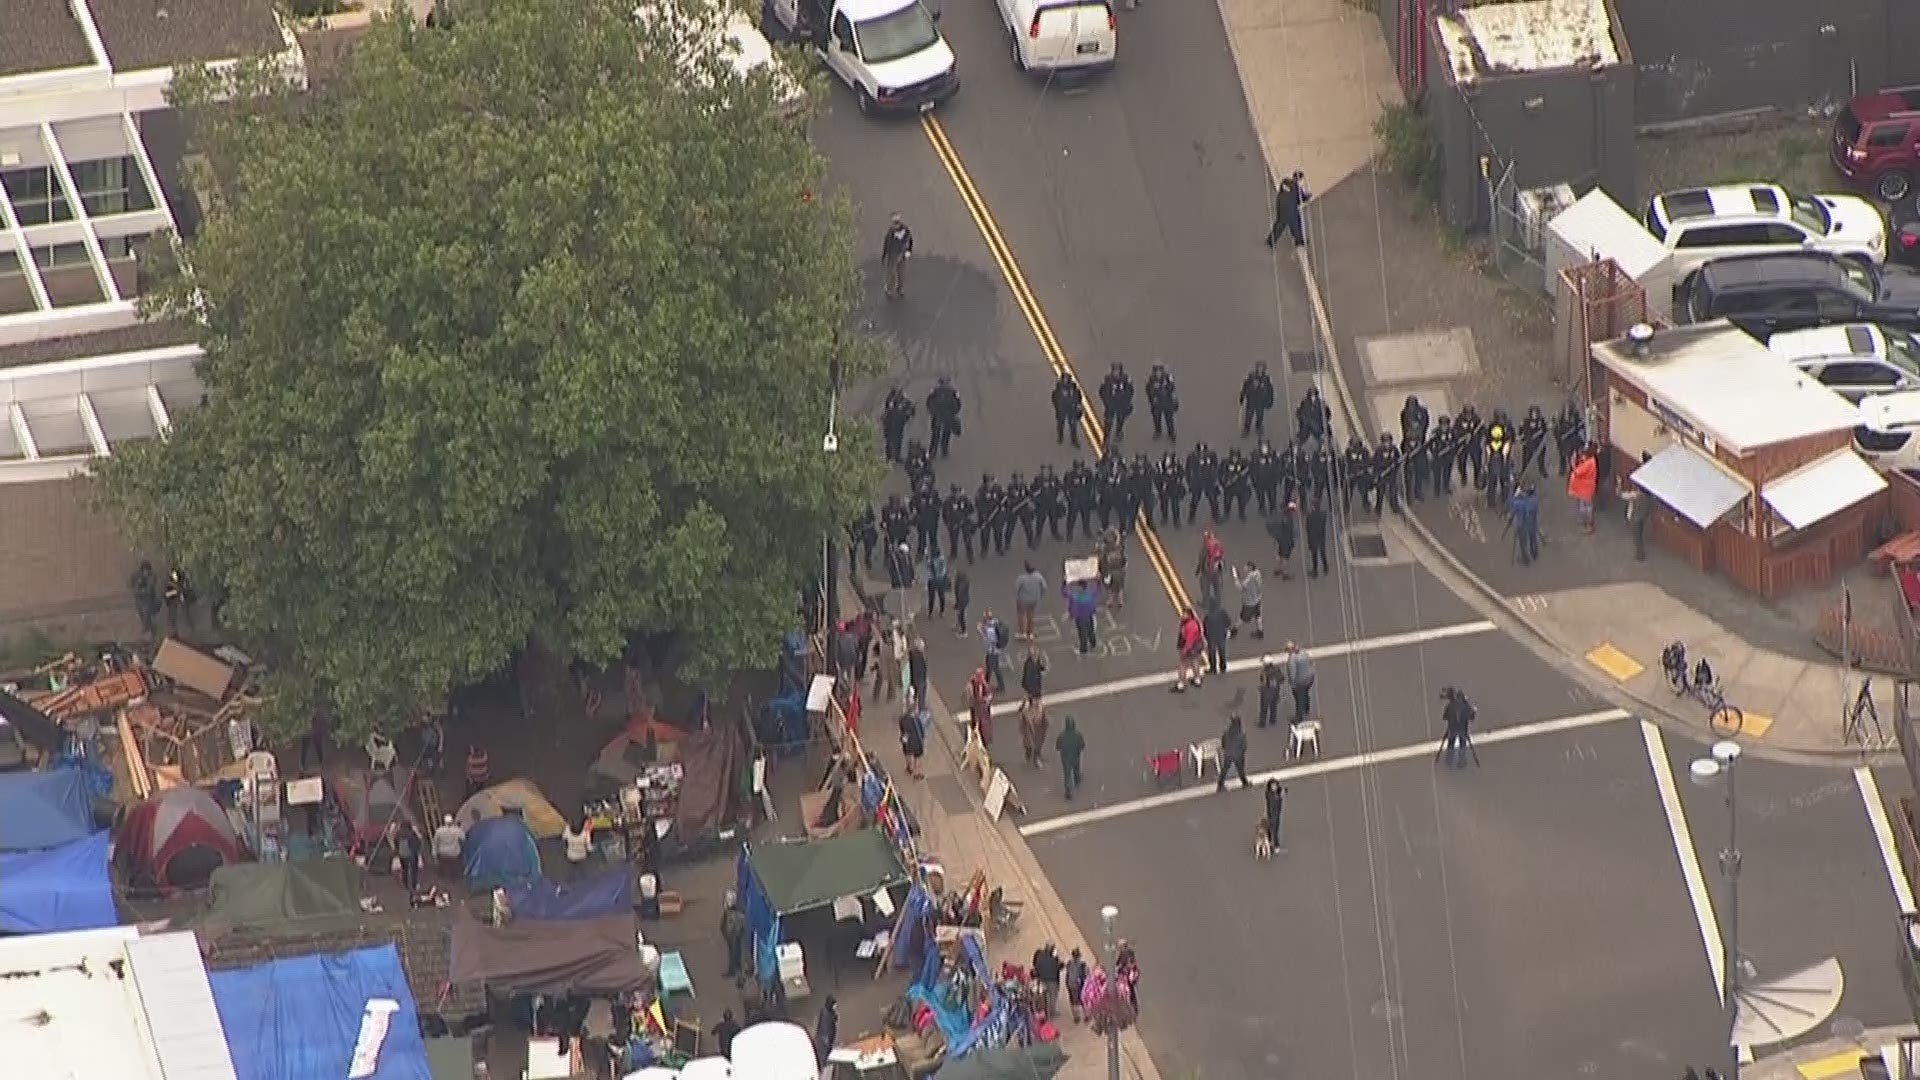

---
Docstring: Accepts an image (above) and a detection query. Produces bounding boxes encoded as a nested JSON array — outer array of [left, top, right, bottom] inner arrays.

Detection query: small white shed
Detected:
[[1545, 189, 1676, 322]]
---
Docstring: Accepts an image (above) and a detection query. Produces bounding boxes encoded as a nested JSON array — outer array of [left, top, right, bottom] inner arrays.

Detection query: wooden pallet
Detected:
[[416, 773, 442, 826], [36, 670, 149, 720]]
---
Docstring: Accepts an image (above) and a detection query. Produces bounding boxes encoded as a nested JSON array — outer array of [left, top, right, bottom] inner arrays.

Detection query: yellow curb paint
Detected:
[[1796, 1050, 1867, 1080], [1586, 643, 1644, 682], [1736, 712, 1774, 740]]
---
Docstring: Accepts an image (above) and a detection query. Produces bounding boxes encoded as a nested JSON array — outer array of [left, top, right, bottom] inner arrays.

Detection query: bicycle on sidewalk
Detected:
[[1660, 641, 1745, 737]]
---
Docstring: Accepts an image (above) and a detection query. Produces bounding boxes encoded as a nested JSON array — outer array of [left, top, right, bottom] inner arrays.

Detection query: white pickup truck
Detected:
[[765, 0, 958, 115]]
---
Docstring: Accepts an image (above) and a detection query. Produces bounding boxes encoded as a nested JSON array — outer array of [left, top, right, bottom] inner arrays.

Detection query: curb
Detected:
[[1288, 247, 1898, 767], [840, 579, 1166, 1080]]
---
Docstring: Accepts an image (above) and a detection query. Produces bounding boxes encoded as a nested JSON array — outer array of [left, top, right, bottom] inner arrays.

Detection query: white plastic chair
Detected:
[[1189, 737, 1221, 779], [365, 733, 397, 772], [1288, 721, 1322, 760]]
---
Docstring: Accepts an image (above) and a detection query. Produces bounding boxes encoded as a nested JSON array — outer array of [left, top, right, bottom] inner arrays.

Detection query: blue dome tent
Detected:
[[462, 815, 541, 892]]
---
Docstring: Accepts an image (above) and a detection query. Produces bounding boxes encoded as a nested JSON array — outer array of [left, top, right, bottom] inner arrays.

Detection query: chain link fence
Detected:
[[1487, 157, 1553, 298]]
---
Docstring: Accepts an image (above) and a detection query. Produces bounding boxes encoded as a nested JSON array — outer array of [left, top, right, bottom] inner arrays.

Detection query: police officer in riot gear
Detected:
[[1156, 451, 1187, 527], [1371, 432, 1403, 515], [1429, 415, 1456, 494], [1518, 404, 1550, 480], [1221, 447, 1254, 522], [1004, 472, 1035, 551], [1296, 387, 1332, 444], [1032, 465, 1065, 544], [1129, 453, 1156, 530], [1454, 404, 1484, 489], [977, 474, 1008, 557], [1146, 363, 1179, 441], [1306, 438, 1334, 502], [1554, 400, 1585, 476], [1404, 430, 1430, 504], [1274, 439, 1299, 511], [1399, 393, 1430, 446], [943, 483, 977, 563], [1186, 442, 1223, 523], [927, 376, 963, 458], [848, 504, 879, 571], [881, 495, 912, 555], [882, 386, 916, 462], [1342, 435, 1372, 516], [1051, 373, 1084, 448], [1252, 440, 1282, 516], [1099, 363, 1136, 442], [1063, 460, 1098, 541], [910, 478, 942, 556], [1483, 412, 1516, 509], [1239, 362, 1276, 438], [1096, 451, 1128, 532], [904, 438, 932, 492]]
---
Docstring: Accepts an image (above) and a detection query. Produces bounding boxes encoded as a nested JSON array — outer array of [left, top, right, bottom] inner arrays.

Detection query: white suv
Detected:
[[1644, 183, 1887, 279], [1768, 322, 1920, 401], [1856, 390, 1920, 472]]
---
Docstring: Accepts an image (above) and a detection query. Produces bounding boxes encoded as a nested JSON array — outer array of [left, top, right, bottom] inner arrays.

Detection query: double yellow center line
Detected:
[[920, 115, 1196, 616]]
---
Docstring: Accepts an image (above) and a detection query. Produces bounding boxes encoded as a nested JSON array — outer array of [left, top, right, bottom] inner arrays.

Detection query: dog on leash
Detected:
[[1253, 818, 1274, 860]]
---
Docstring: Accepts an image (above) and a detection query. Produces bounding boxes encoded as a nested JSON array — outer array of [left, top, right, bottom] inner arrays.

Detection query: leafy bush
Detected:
[[1375, 101, 1441, 201], [290, 0, 349, 16]]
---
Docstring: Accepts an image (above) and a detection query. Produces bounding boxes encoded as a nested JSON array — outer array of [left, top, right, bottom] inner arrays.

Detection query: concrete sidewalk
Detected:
[[1745, 1025, 1919, 1080], [846, 590, 1164, 1080]]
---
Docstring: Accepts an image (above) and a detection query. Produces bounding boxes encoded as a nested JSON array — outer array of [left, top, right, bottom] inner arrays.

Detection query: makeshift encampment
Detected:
[[209, 943, 432, 1080], [934, 1042, 1068, 1080], [329, 765, 419, 846], [462, 815, 542, 891], [116, 785, 246, 890], [0, 766, 103, 851], [729, 1021, 819, 1080], [202, 859, 363, 932], [448, 908, 647, 995], [502, 868, 632, 922], [455, 778, 567, 840], [745, 829, 908, 916], [0, 830, 116, 933], [590, 720, 741, 844]]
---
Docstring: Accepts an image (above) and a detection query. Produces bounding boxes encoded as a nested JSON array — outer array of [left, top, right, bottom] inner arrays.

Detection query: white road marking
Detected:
[[990, 619, 1498, 717], [1641, 720, 1727, 1003], [1018, 707, 1631, 837], [1854, 767, 1918, 915]]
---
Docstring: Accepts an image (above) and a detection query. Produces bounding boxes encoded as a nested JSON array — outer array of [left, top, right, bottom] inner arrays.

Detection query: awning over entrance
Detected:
[[1632, 443, 1749, 529], [1762, 450, 1888, 531]]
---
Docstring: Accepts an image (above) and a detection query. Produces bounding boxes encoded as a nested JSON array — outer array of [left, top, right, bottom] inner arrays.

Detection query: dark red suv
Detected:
[[1834, 87, 1920, 201]]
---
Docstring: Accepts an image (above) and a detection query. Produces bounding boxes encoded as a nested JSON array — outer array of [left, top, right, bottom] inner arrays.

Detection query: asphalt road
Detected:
[[802, 9, 1920, 1079]]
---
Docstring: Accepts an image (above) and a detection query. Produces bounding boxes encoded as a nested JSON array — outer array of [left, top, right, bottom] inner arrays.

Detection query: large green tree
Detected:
[[98, 0, 881, 738]]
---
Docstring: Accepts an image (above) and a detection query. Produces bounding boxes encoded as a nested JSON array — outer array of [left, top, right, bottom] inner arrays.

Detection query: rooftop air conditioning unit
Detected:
[[1515, 182, 1577, 253]]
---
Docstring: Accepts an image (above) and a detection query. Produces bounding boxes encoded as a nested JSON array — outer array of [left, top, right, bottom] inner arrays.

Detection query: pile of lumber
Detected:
[[120, 639, 263, 793]]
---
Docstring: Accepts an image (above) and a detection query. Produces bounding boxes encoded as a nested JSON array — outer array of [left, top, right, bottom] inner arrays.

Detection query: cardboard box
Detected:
[[657, 890, 683, 916]]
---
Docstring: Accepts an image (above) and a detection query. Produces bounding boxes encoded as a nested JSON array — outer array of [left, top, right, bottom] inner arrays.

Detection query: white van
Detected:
[[997, 0, 1115, 74], [768, 0, 958, 115], [728, 1021, 819, 1080]]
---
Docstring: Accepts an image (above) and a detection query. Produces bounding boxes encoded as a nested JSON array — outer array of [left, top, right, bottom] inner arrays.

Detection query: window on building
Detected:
[[1, 167, 72, 227], [0, 157, 153, 225]]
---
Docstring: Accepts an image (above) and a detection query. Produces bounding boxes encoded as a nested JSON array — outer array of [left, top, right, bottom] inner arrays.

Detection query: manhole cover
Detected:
[[1348, 532, 1388, 560], [1288, 349, 1320, 374]]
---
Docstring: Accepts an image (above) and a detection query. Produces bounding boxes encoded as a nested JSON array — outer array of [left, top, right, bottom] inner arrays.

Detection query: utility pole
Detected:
[[1101, 904, 1120, 1080], [1691, 740, 1744, 1080]]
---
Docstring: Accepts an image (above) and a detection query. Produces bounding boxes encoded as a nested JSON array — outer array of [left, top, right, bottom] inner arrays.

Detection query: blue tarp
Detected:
[[0, 766, 101, 851], [0, 830, 115, 933], [895, 885, 1011, 1059], [736, 848, 780, 990], [210, 943, 432, 1080], [503, 867, 632, 921], [462, 816, 541, 892]]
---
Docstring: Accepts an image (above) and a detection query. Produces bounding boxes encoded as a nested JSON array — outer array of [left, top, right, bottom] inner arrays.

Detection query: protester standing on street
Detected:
[[1115, 941, 1141, 1009], [1230, 561, 1264, 639], [908, 636, 929, 706], [881, 214, 913, 299], [1568, 446, 1598, 532], [1263, 780, 1286, 851], [1019, 697, 1049, 767], [953, 569, 971, 635], [1063, 576, 1102, 655], [1055, 716, 1086, 799], [1021, 647, 1047, 706], [1509, 483, 1541, 565], [1174, 607, 1204, 691], [925, 549, 950, 617], [1202, 602, 1232, 676], [1216, 714, 1251, 791], [1268, 501, 1297, 580], [1623, 450, 1652, 559], [1064, 948, 1090, 1023], [1304, 498, 1331, 577], [967, 665, 994, 749], [432, 814, 465, 879], [1439, 686, 1476, 769], [980, 610, 1008, 692], [1257, 659, 1284, 728], [898, 706, 925, 779], [1013, 563, 1046, 642], [1284, 642, 1315, 723], [1031, 945, 1065, 1018]]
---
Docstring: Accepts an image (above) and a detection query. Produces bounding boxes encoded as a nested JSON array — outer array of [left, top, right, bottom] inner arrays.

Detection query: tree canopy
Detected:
[[97, 0, 881, 738]]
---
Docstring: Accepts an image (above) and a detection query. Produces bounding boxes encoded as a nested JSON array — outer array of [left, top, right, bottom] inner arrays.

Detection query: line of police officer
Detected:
[[848, 362, 1591, 572]]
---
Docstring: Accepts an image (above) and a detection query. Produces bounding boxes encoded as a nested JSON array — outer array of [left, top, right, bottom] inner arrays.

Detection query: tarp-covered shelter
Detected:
[[329, 765, 419, 846], [455, 778, 567, 840], [449, 908, 647, 995], [462, 815, 542, 891], [209, 943, 432, 1080], [589, 720, 742, 841], [203, 859, 363, 932], [736, 830, 909, 995], [0, 766, 102, 851], [935, 1042, 1068, 1079], [117, 785, 246, 890], [502, 867, 632, 922], [0, 830, 116, 933]]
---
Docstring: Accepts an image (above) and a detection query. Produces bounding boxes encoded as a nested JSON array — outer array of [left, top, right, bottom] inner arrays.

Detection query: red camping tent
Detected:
[[117, 787, 245, 891]]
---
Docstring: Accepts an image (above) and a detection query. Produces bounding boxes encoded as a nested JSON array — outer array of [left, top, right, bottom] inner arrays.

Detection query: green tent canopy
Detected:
[[200, 858, 364, 930], [746, 829, 908, 916]]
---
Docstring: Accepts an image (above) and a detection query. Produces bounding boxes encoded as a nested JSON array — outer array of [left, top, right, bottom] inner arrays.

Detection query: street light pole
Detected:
[[1691, 739, 1744, 1080], [1100, 904, 1121, 1080], [822, 354, 843, 634]]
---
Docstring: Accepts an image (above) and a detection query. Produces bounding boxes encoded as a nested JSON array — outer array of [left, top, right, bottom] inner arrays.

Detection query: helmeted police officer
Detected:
[[1221, 447, 1254, 522], [1371, 433, 1403, 515], [1342, 435, 1372, 516], [1033, 465, 1065, 544], [1296, 387, 1331, 444], [1063, 460, 1098, 541], [848, 504, 879, 571], [976, 474, 1008, 556], [1004, 472, 1034, 551], [1156, 451, 1187, 527], [1251, 440, 1281, 516], [1051, 373, 1084, 448], [943, 483, 977, 563], [910, 478, 943, 556], [1239, 362, 1275, 438], [1399, 393, 1430, 446], [882, 386, 915, 462], [927, 376, 963, 458], [1128, 453, 1156, 530], [1518, 404, 1550, 480], [1099, 363, 1136, 441], [881, 495, 912, 553], [1186, 443, 1222, 523], [1146, 363, 1179, 441]]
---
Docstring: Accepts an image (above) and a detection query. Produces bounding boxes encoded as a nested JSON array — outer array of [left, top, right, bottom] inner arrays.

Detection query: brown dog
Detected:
[[1253, 818, 1274, 860]]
